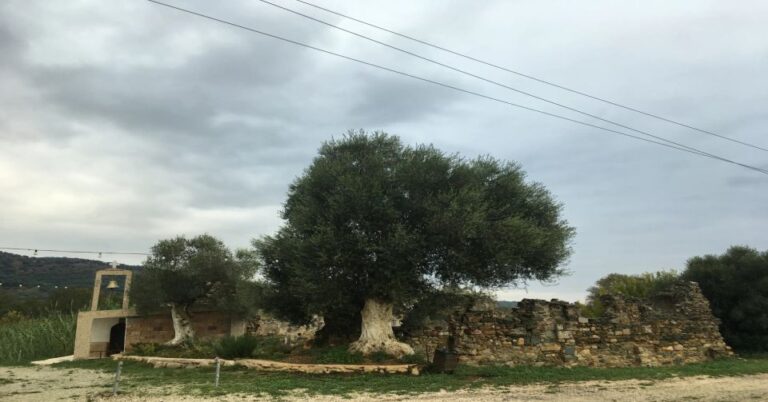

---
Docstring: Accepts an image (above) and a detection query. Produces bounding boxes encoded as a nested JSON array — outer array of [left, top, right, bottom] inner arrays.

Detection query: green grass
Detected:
[[54, 355, 768, 398], [0, 311, 76, 365], [127, 338, 427, 365]]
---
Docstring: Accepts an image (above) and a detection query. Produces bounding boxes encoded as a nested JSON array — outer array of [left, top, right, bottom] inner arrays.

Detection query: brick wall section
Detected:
[[124, 311, 232, 351], [405, 281, 733, 367]]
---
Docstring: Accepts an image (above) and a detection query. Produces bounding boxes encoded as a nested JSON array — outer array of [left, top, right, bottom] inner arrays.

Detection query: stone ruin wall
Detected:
[[244, 312, 324, 346], [405, 281, 733, 367]]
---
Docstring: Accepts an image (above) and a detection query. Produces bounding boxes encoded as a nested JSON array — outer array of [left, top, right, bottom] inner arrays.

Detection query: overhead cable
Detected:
[[146, 0, 768, 176], [254, 0, 767, 174], [294, 0, 768, 153], [0, 246, 150, 256]]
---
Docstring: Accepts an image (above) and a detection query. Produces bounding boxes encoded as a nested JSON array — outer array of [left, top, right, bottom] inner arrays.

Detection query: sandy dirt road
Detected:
[[1, 365, 767, 401]]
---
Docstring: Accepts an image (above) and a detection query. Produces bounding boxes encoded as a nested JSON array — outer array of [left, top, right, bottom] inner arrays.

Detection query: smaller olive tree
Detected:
[[131, 234, 258, 345]]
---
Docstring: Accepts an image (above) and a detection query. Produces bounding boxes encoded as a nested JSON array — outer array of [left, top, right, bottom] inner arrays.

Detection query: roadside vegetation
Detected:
[[0, 311, 76, 365], [55, 355, 768, 398]]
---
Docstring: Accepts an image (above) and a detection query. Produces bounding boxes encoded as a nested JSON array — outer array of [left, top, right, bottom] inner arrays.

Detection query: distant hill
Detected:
[[0, 251, 140, 290]]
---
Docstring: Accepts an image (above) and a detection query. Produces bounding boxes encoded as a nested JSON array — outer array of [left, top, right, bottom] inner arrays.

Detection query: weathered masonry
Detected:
[[406, 282, 733, 367], [73, 264, 244, 359], [74, 264, 317, 359]]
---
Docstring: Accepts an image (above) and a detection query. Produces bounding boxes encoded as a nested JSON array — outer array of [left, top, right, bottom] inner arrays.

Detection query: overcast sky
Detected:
[[1, 0, 766, 301]]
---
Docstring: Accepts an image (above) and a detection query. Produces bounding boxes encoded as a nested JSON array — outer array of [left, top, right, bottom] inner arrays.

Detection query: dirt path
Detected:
[[0, 365, 113, 401], [1, 366, 767, 401]]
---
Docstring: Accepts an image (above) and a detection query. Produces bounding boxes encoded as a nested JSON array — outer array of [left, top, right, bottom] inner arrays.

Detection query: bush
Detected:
[[129, 341, 215, 358], [310, 346, 365, 364], [581, 270, 679, 317], [249, 336, 293, 360], [0, 311, 76, 365], [214, 335, 260, 359], [682, 246, 768, 352]]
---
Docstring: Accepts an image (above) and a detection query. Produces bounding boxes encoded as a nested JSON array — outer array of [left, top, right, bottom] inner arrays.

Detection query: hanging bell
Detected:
[[106, 280, 119, 290]]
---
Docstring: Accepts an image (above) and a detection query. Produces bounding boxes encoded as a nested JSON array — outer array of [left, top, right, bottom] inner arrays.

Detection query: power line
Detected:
[[253, 0, 768, 175], [146, 0, 768, 176], [0, 247, 150, 256], [294, 0, 768, 154]]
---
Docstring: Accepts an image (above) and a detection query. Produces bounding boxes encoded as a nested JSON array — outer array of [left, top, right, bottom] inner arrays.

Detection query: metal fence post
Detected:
[[113, 361, 123, 396], [214, 357, 221, 387]]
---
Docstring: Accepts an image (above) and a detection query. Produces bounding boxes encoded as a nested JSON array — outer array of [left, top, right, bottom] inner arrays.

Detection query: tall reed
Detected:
[[0, 311, 77, 365]]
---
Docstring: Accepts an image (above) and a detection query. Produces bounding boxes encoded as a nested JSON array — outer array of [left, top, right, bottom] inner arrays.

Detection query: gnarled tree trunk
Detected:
[[166, 303, 195, 345], [348, 299, 414, 358]]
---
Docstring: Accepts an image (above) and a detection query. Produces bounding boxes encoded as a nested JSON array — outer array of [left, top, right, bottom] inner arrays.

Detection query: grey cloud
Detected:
[[1, 0, 767, 301]]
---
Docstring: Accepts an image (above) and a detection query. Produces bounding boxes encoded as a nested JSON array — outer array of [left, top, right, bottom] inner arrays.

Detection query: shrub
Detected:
[[249, 336, 293, 360], [129, 341, 215, 358], [581, 270, 679, 317], [682, 246, 768, 352], [310, 345, 365, 364], [214, 335, 260, 359]]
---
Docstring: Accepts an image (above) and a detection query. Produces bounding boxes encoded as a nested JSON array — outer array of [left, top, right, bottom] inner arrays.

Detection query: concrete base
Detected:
[[74, 309, 135, 359]]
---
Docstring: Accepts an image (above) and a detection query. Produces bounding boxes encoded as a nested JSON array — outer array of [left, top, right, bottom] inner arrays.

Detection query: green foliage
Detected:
[[681, 246, 768, 352], [129, 341, 216, 359], [213, 335, 260, 359], [256, 131, 574, 333], [309, 345, 365, 364], [399, 287, 485, 335], [0, 287, 92, 321], [128, 336, 295, 360], [0, 311, 77, 365], [587, 270, 680, 302], [131, 234, 260, 316], [249, 336, 294, 360], [582, 270, 679, 317]]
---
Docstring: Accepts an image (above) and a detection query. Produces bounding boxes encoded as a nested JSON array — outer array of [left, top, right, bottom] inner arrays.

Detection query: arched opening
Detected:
[[108, 319, 126, 356]]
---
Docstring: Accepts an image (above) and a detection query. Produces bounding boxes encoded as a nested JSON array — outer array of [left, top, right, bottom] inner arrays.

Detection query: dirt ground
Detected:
[[1, 365, 767, 401]]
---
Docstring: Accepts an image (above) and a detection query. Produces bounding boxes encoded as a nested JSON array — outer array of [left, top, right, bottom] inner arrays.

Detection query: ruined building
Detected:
[[406, 281, 733, 367]]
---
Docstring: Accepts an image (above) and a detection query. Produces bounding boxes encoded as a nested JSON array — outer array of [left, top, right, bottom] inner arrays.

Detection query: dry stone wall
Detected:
[[405, 281, 733, 367], [244, 312, 324, 347]]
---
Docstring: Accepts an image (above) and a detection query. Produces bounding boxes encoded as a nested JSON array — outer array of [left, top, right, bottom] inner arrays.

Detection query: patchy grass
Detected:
[[128, 338, 427, 365], [53, 355, 768, 398]]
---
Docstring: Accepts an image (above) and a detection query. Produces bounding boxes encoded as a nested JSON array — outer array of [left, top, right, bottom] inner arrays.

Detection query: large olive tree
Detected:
[[255, 131, 574, 356]]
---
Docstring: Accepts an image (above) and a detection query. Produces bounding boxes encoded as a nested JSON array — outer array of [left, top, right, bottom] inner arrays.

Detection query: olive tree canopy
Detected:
[[132, 234, 258, 345], [255, 131, 574, 356]]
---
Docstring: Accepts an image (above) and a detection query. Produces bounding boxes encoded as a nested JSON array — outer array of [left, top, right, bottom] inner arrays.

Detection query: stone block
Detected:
[[540, 343, 561, 352]]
